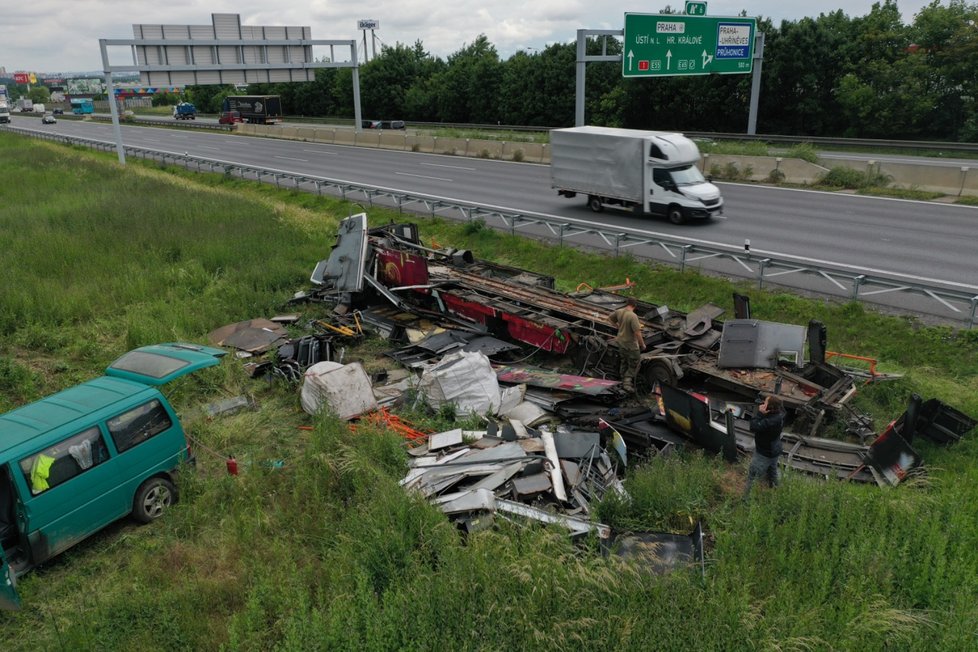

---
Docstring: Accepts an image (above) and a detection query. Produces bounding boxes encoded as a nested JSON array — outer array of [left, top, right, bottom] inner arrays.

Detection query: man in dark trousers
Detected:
[[609, 297, 645, 393], [744, 395, 785, 499]]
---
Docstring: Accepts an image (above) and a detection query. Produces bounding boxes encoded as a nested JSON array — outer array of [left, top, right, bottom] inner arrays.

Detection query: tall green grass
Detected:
[[2, 132, 978, 651]]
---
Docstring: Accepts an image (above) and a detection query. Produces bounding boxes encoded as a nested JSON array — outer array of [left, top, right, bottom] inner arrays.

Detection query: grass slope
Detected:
[[1, 133, 977, 651]]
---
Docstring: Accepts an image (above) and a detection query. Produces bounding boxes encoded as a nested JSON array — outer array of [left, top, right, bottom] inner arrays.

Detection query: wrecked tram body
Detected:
[[304, 216, 975, 487], [312, 217, 858, 427]]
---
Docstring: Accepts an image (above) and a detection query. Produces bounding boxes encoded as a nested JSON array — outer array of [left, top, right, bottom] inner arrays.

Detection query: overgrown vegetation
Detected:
[[817, 166, 893, 190], [697, 140, 770, 157], [786, 142, 820, 163], [709, 161, 755, 182], [2, 132, 978, 651]]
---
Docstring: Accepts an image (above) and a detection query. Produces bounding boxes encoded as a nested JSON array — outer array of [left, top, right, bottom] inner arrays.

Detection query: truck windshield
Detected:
[[668, 165, 707, 186]]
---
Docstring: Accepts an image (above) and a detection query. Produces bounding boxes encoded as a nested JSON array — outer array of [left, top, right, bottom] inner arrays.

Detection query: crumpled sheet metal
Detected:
[[208, 319, 289, 353]]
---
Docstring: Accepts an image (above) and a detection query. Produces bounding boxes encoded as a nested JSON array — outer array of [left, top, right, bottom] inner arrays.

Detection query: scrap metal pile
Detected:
[[191, 214, 976, 569], [291, 214, 976, 492]]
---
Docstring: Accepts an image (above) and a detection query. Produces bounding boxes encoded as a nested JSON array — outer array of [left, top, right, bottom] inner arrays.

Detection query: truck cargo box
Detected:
[[550, 126, 648, 203]]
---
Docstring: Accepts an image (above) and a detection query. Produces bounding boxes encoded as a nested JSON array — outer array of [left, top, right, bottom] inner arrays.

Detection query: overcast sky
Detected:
[[2, 1, 939, 74]]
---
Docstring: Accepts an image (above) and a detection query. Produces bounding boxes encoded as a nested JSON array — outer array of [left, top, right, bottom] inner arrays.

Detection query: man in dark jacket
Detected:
[[744, 395, 785, 499]]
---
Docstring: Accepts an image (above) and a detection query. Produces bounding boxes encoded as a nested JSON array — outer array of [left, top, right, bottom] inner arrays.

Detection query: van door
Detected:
[[0, 550, 20, 611], [648, 167, 672, 216], [16, 426, 124, 564], [105, 397, 187, 504], [0, 464, 22, 611]]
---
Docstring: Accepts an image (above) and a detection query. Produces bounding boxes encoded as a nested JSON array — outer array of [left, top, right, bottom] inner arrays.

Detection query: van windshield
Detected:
[[668, 165, 707, 186]]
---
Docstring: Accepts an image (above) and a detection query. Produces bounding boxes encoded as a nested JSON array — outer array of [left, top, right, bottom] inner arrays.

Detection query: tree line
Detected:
[[116, 1, 978, 140]]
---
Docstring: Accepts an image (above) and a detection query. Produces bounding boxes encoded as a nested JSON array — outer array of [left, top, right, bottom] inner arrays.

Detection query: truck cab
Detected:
[[645, 134, 723, 224], [218, 110, 243, 125]]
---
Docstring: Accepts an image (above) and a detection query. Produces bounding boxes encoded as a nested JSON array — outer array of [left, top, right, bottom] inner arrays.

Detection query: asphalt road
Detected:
[[9, 116, 978, 322]]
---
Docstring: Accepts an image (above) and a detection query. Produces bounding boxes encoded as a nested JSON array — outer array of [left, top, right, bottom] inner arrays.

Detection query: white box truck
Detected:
[[550, 126, 723, 224]]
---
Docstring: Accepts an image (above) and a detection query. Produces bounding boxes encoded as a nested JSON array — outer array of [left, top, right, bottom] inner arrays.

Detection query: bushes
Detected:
[[819, 166, 891, 190], [709, 162, 754, 181]]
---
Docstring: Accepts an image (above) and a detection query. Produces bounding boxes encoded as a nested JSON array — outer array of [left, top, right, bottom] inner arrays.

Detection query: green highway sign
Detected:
[[685, 1, 707, 16], [623, 13, 756, 78]]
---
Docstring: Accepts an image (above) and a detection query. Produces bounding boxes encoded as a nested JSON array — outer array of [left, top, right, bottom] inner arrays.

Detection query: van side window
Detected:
[[649, 144, 666, 159], [653, 169, 671, 186], [18, 427, 110, 495], [108, 400, 173, 453]]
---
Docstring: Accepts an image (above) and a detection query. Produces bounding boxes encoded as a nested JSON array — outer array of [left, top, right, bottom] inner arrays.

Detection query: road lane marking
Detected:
[[302, 149, 337, 154], [275, 155, 308, 162], [395, 172, 452, 181], [421, 162, 476, 171]]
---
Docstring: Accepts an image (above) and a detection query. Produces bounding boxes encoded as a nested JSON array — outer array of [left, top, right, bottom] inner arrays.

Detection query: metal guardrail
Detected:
[[6, 124, 977, 328], [82, 114, 233, 132], [684, 131, 978, 154]]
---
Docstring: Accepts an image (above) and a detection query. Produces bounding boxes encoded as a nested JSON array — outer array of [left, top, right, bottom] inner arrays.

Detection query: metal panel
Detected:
[[718, 319, 805, 368], [213, 13, 242, 39], [311, 213, 369, 291], [163, 25, 190, 38]]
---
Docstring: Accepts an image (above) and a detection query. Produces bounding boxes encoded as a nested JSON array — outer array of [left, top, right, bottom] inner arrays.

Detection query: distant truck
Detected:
[[220, 95, 282, 125], [550, 126, 723, 225], [0, 103, 9, 124], [172, 102, 197, 120], [32, 103, 45, 114], [14, 98, 32, 112]]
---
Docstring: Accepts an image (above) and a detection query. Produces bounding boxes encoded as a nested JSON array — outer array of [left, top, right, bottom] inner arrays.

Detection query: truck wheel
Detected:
[[667, 205, 687, 225], [588, 196, 605, 213], [640, 360, 678, 392], [132, 477, 176, 524]]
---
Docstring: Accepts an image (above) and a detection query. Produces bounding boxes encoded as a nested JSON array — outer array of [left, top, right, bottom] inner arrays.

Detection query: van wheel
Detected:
[[588, 196, 605, 212], [133, 478, 176, 524], [667, 205, 687, 225]]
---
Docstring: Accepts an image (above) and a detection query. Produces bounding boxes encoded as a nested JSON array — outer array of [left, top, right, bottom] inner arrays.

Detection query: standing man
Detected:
[[609, 297, 645, 394], [744, 395, 785, 499]]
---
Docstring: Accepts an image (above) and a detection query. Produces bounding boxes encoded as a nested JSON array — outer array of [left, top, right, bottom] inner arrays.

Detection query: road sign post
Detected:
[[685, 1, 707, 16], [623, 13, 756, 77]]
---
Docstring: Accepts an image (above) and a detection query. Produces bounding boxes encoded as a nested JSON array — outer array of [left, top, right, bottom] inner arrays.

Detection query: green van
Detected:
[[0, 342, 225, 610]]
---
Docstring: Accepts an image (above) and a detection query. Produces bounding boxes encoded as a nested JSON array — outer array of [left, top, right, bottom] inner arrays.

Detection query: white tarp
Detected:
[[417, 350, 501, 416], [300, 361, 377, 420]]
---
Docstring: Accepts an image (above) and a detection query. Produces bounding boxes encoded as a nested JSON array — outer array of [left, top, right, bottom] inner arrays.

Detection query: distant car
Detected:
[[361, 120, 381, 129], [41, 114, 57, 124], [52, 108, 64, 115]]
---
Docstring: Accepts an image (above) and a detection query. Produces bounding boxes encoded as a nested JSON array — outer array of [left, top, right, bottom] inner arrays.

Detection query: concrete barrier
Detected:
[[701, 154, 828, 184], [822, 158, 977, 196]]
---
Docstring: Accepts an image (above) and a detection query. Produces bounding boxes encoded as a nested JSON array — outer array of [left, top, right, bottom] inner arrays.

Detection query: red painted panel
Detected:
[[375, 249, 429, 289]]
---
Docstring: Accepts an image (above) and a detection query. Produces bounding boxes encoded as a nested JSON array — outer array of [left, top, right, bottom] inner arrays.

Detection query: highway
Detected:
[[7, 115, 978, 323]]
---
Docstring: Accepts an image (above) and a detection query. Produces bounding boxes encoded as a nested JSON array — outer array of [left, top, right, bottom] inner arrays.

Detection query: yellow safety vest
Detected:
[[30, 453, 55, 493]]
